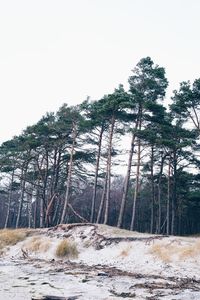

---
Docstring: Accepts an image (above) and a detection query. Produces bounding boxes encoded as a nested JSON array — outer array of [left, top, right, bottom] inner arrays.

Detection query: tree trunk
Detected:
[[50, 148, 58, 197], [45, 193, 58, 226], [39, 196, 44, 228], [4, 169, 15, 228], [16, 165, 27, 228], [33, 195, 38, 228], [166, 158, 171, 235], [42, 149, 49, 227], [49, 149, 61, 226], [27, 190, 33, 228], [171, 151, 177, 235], [90, 125, 104, 223], [96, 172, 107, 223], [52, 196, 60, 225], [150, 146, 155, 233], [117, 113, 140, 228], [117, 132, 136, 228], [60, 122, 77, 224], [104, 115, 115, 225], [157, 154, 165, 234], [130, 137, 141, 231]]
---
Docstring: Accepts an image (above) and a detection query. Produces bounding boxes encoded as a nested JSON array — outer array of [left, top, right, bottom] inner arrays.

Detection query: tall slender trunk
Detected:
[[96, 172, 107, 223], [117, 112, 140, 228], [171, 151, 177, 235], [90, 125, 104, 223], [104, 115, 115, 225], [52, 196, 60, 225], [4, 169, 15, 228], [60, 123, 77, 224], [117, 134, 135, 227], [35, 155, 45, 228], [49, 149, 61, 226], [16, 165, 27, 228], [50, 148, 58, 197], [53, 150, 61, 192], [157, 154, 165, 234], [166, 157, 171, 235], [171, 200, 175, 235], [150, 146, 155, 233], [33, 199, 37, 228], [130, 137, 141, 231], [33, 189, 39, 229], [42, 149, 49, 227], [39, 196, 44, 228], [27, 190, 33, 228]]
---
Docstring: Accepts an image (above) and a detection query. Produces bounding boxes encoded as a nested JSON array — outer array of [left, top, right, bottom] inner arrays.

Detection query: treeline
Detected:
[[0, 57, 200, 235]]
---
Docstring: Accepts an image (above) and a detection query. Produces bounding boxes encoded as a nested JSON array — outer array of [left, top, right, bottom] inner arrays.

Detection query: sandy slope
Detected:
[[1, 224, 200, 299]]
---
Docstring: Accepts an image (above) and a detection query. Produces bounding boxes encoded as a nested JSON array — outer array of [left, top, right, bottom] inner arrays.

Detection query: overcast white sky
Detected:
[[0, 0, 200, 143]]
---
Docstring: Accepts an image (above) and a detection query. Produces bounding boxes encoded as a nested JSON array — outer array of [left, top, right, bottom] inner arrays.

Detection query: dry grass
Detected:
[[150, 239, 200, 263], [118, 245, 132, 258], [55, 239, 78, 258], [150, 243, 176, 263], [100, 225, 139, 237], [24, 236, 51, 253], [179, 240, 200, 260], [0, 229, 29, 252], [83, 240, 92, 248]]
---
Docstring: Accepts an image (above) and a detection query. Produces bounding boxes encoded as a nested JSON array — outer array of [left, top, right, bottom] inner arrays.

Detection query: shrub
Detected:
[[25, 236, 51, 253], [149, 243, 173, 263], [118, 245, 132, 258], [0, 229, 28, 251], [179, 240, 200, 260], [55, 239, 78, 258], [150, 239, 200, 263]]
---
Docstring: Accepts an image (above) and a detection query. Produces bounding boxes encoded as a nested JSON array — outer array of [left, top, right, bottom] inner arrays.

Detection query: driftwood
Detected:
[[46, 259, 200, 290], [21, 248, 29, 259], [30, 260, 200, 300], [48, 223, 169, 250], [110, 290, 136, 298], [90, 230, 169, 249], [32, 296, 79, 300]]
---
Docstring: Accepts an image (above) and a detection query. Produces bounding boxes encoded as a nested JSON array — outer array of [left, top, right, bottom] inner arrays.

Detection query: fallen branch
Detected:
[[21, 248, 29, 259], [32, 296, 79, 300], [48, 223, 169, 249], [45, 193, 57, 225], [67, 203, 89, 223]]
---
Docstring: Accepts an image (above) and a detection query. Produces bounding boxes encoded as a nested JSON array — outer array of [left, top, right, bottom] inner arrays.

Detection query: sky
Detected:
[[0, 0, 200, 143]]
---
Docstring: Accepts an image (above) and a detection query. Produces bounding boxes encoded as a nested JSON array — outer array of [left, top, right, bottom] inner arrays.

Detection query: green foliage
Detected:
[[0, 56, 199, 235], [129, 57, 168, 104]]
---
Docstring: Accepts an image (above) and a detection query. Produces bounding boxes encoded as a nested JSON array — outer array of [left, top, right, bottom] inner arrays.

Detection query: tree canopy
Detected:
[[0, 57, 200, 235]]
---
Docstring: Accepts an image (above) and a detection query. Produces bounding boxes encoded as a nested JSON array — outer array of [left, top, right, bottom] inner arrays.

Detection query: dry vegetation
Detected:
[[0, 229, 29, 254], [83, 240, 92, 248], [179, 240, 200, 260], [150, 239, 200, 263], [101, 224, 139, 237], [24, 236, 51, 253], [55, 239, 78, 258], [150, 242, 174, 263], [118, 245, 133, 258]]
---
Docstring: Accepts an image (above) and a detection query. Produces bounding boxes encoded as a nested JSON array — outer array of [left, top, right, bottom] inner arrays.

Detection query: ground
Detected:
[[0, 224, 200, 299]]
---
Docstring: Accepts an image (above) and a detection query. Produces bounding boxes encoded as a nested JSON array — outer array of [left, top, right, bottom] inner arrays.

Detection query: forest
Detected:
[[0, 57, 200, 236]]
